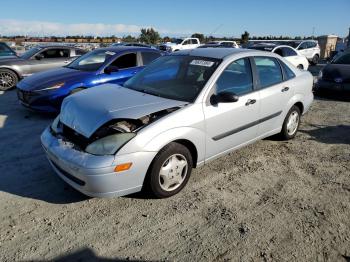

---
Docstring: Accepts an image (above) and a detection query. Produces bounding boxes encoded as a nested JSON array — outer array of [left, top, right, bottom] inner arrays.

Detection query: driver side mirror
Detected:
[[35, 54, 44, 60], [210, 91, 239, 105], [104, 65, 119, 74]]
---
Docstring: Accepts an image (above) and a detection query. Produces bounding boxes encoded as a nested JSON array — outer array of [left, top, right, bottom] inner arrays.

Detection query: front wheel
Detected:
[[280, 106, 301, 140], [147, 142, 193, 198], [0, 69, 18, 91]]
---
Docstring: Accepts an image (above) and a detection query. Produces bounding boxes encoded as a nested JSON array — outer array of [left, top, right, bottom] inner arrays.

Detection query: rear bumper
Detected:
[[41, 127, 157, 197]]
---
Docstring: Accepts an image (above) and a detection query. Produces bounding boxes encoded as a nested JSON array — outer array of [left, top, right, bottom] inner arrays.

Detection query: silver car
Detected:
[[0, 45, 86, 91], [41, 48, 314, 198]]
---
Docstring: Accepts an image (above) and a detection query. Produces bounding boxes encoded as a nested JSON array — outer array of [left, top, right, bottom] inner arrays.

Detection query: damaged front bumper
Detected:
[[41, 127, 157, 197]]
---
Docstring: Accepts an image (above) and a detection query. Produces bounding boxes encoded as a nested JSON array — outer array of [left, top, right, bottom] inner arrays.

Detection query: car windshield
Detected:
[[20, 47, 41, 59], [332, 53, 350, 64], [66, 49, 114, 71], [172, 39, 184, 44], [0, 43, 15, 55], [124, 55, 221, 102]]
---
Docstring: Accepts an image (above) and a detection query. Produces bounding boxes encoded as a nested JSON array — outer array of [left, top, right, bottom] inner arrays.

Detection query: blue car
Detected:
[[16, 46, 162, 113]]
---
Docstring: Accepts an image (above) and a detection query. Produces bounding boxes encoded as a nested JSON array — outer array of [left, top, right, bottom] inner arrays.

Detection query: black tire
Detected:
[[310, 54, 319, 65], [0, 69, 18, 91], [280, 105, 301, 140], [147, 142, 193, 198], [297, 64, 304, 70]]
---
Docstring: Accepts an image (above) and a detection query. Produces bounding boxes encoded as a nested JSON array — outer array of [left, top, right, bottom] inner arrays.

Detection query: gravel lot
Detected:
[[0, 71, 349, 261]]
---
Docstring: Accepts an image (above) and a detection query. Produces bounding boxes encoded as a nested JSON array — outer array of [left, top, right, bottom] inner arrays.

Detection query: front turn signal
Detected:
[[114, 162, 132, 172]]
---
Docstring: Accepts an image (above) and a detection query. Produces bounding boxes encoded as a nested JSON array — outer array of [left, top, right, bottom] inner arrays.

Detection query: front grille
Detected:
[[62, 124, 90, 150], [51, 160, 85, 186]]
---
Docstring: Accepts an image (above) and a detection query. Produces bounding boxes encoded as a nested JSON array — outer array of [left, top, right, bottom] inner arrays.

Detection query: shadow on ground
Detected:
[[299, 124, 350, 145], [26, 247, 154, 262], [0, 90, 88, 204]]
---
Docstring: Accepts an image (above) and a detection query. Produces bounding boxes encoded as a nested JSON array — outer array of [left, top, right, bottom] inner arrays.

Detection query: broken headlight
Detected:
[[85, 133, 136, 155]]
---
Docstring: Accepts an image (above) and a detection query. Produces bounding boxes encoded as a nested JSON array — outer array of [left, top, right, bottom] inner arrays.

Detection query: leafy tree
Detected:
[[122, 35, 137, 42], [241, 31, 250, 43], [191, 33, 205, 43], [139, 28, 160, 44], [163, 36, 171, 42]]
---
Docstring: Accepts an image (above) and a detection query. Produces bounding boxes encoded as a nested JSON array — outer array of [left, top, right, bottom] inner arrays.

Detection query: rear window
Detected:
[[141, 52, 161, 65], [279, 60, 296, 80]]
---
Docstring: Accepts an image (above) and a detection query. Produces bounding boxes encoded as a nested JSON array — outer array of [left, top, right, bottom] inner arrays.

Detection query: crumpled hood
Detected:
[[60, 84, 188, 138], [18, 67, 93, 91]]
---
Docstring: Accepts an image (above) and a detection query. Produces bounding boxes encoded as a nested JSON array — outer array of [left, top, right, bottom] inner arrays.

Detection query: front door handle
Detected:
[[245, 99, 256, 106], [281, 87, 289, 92]]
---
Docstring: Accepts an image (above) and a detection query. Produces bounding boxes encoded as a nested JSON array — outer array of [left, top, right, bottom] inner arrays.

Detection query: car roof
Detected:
[[35, 45, 81, 49], [99, 46, 159, 53], [171, 48, 254, 59]]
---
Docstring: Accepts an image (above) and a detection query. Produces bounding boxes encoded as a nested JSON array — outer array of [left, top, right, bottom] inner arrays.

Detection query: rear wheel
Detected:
[[311, 54, 319, 65], [147, 142, 193, 198], [280, 105, 301, 140], [0, 69, 18, 91], [297, 64, 304, 69]]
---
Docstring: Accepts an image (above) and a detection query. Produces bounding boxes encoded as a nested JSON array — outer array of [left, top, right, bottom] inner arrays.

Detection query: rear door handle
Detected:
[[245, 99, 256, 106], [281, 87, 289, 92]]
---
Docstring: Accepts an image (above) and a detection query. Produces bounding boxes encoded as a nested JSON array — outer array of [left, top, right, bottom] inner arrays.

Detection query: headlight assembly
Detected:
[[37, 82, 65, 91], [50, 115, 62, 134], [85, 133, 136, 155]]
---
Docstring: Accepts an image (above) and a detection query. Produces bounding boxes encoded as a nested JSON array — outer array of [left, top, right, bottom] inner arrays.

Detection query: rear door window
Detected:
[[40, 48, 70, 58], [254, 57, 283, 88], [110, 53, 137, 69], [141, 52, 161, 65]]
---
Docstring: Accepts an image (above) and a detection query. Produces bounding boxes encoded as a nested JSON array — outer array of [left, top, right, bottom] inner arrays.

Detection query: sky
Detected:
[[0, 0, 349, 37]]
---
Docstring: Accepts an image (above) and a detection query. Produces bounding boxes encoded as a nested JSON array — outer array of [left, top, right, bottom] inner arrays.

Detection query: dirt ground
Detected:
[[0, 79, 349, 261]]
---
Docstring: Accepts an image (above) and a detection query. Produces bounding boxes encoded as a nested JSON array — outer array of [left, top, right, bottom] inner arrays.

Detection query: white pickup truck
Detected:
[[159, 38, 201, 52]]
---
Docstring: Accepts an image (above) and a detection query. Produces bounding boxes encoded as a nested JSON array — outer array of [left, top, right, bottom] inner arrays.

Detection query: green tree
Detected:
[[139, 28, 160, 44], [241, 31, 250, 43], [122, 35, 137, 42], [191, 33, 205, 43], [163, 36, 171, 42]]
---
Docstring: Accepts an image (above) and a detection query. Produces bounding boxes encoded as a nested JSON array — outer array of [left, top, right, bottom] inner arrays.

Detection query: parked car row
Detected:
[[16, 47, 162, 112]]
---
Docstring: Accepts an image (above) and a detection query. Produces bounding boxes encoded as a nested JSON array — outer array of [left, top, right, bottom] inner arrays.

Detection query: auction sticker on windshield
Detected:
[[190, 60, 215, 67]]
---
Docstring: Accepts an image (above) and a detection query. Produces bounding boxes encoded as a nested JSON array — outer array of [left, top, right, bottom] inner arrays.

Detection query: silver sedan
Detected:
[[0, 45, 86, 91], [41, 48, 314, 198]]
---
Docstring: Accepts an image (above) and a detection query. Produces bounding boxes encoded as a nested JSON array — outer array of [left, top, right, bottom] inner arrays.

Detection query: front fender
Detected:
[[118, 126, 206, 165]]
